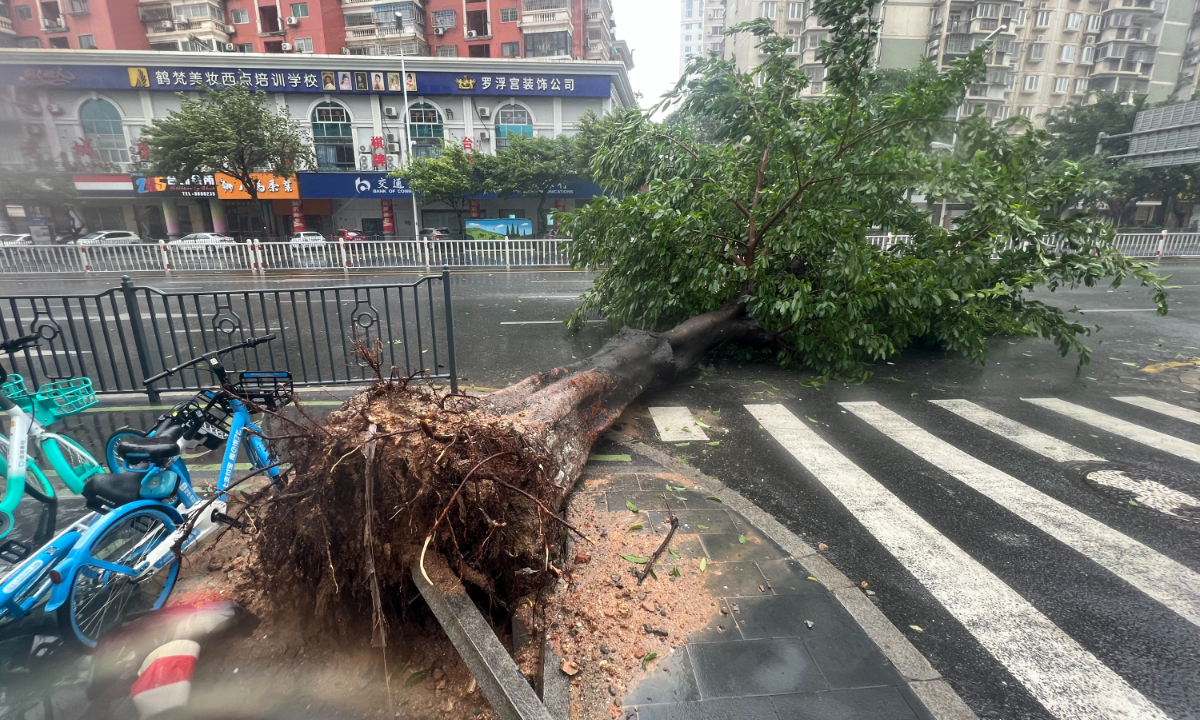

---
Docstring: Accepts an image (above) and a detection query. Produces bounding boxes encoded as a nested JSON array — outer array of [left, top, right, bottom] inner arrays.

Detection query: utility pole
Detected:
[[397, 12, 422, 240]]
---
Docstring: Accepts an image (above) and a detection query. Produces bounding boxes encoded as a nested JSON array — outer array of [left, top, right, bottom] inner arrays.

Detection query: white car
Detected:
[[0, 234, 32, 246], [75, 230, 143, 245], [289, 231, 327, 244], [168, 233, 235, 251]]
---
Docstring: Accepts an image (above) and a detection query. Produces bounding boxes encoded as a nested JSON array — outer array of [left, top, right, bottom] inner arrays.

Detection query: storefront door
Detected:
[[361, 218, 383, 241]]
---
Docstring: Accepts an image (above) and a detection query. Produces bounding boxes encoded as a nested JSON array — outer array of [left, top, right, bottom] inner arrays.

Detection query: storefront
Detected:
[[297, 172, 415, 240]]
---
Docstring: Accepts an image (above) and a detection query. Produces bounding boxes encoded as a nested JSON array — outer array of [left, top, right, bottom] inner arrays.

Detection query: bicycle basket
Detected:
[[232, 371, 294, 410], [159, 391, 233, 451], [32, 377, 98, 420], [1, 374, 29, 401]]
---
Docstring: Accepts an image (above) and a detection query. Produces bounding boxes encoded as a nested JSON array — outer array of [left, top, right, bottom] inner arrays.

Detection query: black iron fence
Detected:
[[0, 271, 457, 400]]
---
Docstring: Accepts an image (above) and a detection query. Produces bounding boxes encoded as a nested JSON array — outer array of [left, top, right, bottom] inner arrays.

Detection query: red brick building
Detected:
[[0, 0, 632, 67]]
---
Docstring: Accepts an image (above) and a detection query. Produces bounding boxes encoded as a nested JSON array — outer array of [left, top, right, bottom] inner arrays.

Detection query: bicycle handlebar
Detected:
[[143, 334, 276, 386], [1, 334, 40, 354]]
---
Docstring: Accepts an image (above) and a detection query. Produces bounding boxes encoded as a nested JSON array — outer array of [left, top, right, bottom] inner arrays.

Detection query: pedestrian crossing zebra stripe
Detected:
[[1112, 396, 1200, 427], [930, 399, 1102, 463], [843, 401, 1200, 630], [648, 406, 709, 442], [1024, 398, 1200, 465], [745, 403, 1170, 720]]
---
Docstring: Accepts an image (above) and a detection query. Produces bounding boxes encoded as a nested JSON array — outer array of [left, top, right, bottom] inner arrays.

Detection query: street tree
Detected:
[[141, 84, 316, 233], [0, 167, 82, 239], [392, 143, 491, 238], [488, 134, 577, 235], [256, 0, 1169, 623]]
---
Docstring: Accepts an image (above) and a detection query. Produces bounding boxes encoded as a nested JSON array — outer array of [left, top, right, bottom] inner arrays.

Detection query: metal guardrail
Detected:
[[0, 271, 457, 399], [0, 238, 573, 275], [0, 233, 1195, 276]]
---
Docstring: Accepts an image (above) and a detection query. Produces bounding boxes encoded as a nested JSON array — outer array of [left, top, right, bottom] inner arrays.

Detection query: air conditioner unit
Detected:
[[281, 42, 293, 50], [477, 106, 490, 119], [384, 106, 399, 118], [386, 134, 397, 142], [340, 46, 350, 54], [386, 143, 400, 153], [286, 16, 299, 26], [467, 29, 477, 37], [479, 129, 490, 140], [160, 20, 174, 30], [225, 24, 236, 33], [435, 27, 445, 35], [45, 103, 62, 114], [359, 144, 368, 152], [224, 42, 235, 50]]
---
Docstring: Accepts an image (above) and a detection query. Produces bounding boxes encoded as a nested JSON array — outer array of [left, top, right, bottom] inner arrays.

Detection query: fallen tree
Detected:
[[253, 0, 1169, 629]]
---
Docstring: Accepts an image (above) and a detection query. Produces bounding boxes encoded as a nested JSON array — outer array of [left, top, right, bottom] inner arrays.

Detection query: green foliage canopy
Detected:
[[562, 0, 1167, 379], [393, 143, 491, 237], [141, 84, 316, 201], [487, 135, 577, 234]]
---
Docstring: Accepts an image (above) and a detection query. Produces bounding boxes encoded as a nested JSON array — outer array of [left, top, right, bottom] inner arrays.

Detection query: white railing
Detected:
[[1, 233, 1196, 276]]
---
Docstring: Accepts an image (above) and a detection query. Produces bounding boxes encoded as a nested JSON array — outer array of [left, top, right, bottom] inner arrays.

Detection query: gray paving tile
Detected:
[[803, 632, 904, 690], [637, 695, 780, 720], [699, 533, 789, 563], [646, 508, 740, 535], [730, 594, 858, 640], [685, 599, 744, 643], [702, 561, 773, 597], [624, 646, 701, 707], [580, 473, 641, 492], [606, 490, 683, 516], [690, 637, 828, 698], [771, 686, 921, 719], [756, 558, 828, 596]]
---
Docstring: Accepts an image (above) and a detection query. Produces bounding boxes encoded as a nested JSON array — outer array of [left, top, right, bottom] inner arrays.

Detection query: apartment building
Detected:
[[708, 0, 1196, 124], [0, 0, 632, 67], [679, 0, 725, 74]]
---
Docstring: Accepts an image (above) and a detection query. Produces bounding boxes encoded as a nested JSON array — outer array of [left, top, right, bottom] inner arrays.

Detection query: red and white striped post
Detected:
[[130, 639, 200, 719], [1156, 229, 1167, 258], [76, 244, 91, 273]]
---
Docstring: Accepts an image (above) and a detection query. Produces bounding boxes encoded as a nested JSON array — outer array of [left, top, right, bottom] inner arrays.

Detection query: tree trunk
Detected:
[[255, 304, 764, 626]]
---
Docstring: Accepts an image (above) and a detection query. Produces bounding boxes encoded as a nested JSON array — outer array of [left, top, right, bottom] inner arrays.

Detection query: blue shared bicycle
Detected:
[[0, 334, 288, 651]]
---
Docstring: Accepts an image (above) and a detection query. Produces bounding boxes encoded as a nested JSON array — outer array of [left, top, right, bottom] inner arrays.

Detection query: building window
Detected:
[[294, 37, 312, 52], [974, 3, 999, 18], [1086, 14, 1101, 32], [501, 41, 520, 56], [15, 4, 31, 19], [1060, 44, 1075, 62], [66, 0, 87, 13], [1035, 10, 1050, 26], [1075, 78, 1088, 93], [1023, 75, 1039, 91], [807, 32, 827, 48], [525, 30, 569, 57], [230, 8, 248, 23], [685, 0, 693, 18], [711, 26, 723, 35], [432, 9, 455, 27], [789, 2, 804, 19], [711, 42, 722, 52], [48, 37, 69, 48], [1015, 9, 1026, 25], [80, 98, 129, 164], [237, 42, 253, 51], [1029, 42, 1045, 61], [311, 101, 354, 171], [1018, 106, 1033, 118], [289, 2, 307, 17], [788, 38, 801, 53], [409, 102, 444, 158], [1054, 76, 1069, 93], [1065, 12, 1080, 29], [436, 45, 458, 56], [500, 7, 518, 22], [77, 33, 95, 48], [761, 2, 777, 19], [684, 46, 692, 54], [495, 104, 532, 151], [175, 3, 212, 19], [684, 34, 691, 41], [1080, 45, 1094, 63]]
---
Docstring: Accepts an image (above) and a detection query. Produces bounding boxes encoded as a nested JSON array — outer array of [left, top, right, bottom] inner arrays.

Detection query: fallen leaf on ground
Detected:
[[860, 581, 869, 589], [641, 652, 659, 670], [699, 558, 707, 572], [738, 534, 746, 544], [620, 554, 649, 564], [818, 543, 828, 551], [909, 625, 924, 633], [626, 500, 638, 513]]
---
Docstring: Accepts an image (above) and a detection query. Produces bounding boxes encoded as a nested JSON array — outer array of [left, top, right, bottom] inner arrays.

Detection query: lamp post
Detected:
[[396, 12, 422, 240]]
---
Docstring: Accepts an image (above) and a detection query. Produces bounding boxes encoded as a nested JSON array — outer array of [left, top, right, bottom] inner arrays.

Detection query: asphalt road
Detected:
[[2, 262, 1198, 720]]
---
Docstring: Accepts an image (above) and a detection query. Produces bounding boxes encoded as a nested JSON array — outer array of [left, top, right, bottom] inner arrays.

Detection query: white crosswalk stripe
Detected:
[[1112, 396, 1200, 426], [1024, 398, 1200, 465], [648, 406, 708, 442], [843, 401, 1200, 629], [931, 399, 1200, 520], [746, 403, 1171, 720]]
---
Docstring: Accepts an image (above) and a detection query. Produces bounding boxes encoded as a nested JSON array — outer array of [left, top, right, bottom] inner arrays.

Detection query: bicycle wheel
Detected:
[[39, 434, 103, 495], [0, 432, 56, 506], [57, 506, 180, 651], [104, 429, 148, 474]]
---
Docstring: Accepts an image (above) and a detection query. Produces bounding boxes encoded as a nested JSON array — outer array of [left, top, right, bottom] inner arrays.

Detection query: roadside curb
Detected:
[[604, 429, 979, 720]]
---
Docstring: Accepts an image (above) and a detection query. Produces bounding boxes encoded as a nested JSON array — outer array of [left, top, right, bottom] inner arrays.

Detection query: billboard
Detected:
[[1113, 100, 1200, 168], [466, 219, 534, 239]]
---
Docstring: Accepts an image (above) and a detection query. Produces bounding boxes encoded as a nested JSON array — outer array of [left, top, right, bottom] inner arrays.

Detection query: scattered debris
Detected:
[[818, 543, 828, 551], [561, 660, 580, 677], [804, 620, 814, 629]]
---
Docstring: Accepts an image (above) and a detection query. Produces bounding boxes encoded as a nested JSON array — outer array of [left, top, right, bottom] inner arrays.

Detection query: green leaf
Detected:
[[668, 547, 681, 558], [695, 419, 711, 428], [738, 534, 746, 544], [675, 442, 691, 447], [649, 568, 658, 580], [641, 652, 659, 669], [707, 441, 721, 446], [706, 496, 722, 503], [697, 524, 710, 530], [626, 499, 639, 513], [404, 670, 427, 688], [629, 524, 643, 531], [699, 558, 707, 572], [671, 566, 680, 577], [620, 554, 650, 564]]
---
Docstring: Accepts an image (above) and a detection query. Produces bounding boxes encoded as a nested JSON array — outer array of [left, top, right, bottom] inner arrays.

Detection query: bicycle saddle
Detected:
[[115, 425, 184, 464], [82, 472, 150, 512]]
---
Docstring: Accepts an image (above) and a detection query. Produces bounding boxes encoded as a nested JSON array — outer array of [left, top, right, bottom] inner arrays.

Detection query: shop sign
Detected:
[[0, 65, 611, 98], [291, 200, 306, 232], [468, 198, 481, 219], [298, 172, 412, 199], [132, 174, 218, 198], [462, 137, 474, 152], [381, 199, 395, 234], [215, 173, 299, 200]]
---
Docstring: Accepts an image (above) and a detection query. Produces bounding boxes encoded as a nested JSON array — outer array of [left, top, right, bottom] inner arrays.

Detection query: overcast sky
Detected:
[[611, 0, 681, 112]]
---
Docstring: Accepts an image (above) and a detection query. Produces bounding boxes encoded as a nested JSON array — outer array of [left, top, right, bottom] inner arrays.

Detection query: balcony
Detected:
[[1101, 0, 1165, 14], [40, 17, 67, 32], [345, 23, 424, 44], [344, 38, 429, 55], [138, 3, 172, 22], [520, 0, 572, 33], [0, 17, 13, 32]]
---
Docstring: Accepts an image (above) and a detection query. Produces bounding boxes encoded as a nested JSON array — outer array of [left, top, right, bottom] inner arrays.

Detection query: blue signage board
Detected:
[[0, 64, 610, 98], [298, 172, 413, 199]]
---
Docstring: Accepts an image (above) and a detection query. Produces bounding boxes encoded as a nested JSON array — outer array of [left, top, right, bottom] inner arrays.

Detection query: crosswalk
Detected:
[[649, 395, 1200, 720]]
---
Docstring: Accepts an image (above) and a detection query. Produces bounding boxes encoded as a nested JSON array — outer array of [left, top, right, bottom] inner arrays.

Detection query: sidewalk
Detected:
[[570, 434, 966, 720]]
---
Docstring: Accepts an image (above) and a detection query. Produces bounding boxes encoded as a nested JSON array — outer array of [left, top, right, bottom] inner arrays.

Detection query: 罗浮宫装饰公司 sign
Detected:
[[297, 173, 413, 199]]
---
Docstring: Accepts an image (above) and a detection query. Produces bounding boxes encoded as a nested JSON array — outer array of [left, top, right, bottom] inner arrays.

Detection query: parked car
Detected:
[[168, 233, 235, 251], [74, 230, 143, 245], [419, 228, 450, 240], [289, 231, 327, 244], [0, 234, 32, 246], [331, 229, 367, 242]]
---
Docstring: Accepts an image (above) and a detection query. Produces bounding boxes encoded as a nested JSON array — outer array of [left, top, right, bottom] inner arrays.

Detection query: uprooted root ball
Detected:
[[254, 380, 569, 635]]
